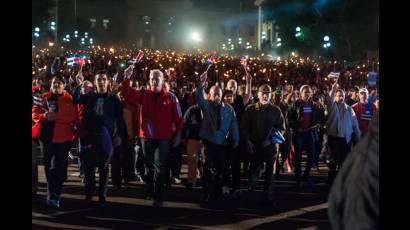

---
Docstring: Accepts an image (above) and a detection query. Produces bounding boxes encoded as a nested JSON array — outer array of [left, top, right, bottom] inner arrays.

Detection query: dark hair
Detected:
[[51, 75, 66, 84], [223, 90, 234, 98], [95, 69, 109, 77], [351, 86, 360, 93]]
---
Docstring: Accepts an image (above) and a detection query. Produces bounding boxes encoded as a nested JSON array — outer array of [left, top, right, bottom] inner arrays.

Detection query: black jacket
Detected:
[[73, 86, 125, 138], [288, 99, 324, 131]]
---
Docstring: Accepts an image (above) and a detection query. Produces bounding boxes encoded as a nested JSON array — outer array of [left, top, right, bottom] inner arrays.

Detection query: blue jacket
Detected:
[[196, 85, 239, 147]]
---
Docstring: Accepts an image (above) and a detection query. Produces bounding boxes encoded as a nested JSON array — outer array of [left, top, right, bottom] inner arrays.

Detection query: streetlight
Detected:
[[34, 32, 40, 38], [49, 42, 54, 47], [324, 35, 330, 42], [190, 32, 202, 42], [74, 30, 78, 38], [296, 26, 301, 32], [34, 27, 40, 32]]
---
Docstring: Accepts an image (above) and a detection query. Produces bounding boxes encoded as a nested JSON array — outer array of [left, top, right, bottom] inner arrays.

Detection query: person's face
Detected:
[[95, 74, 109, 93], [223, 93, 234, 104], [258, 92, 271, 105], [351, 91, 358, 100], [286, 85, 293, 94], [359, 92, 367, 103], [300, 88, 312, 101], [150, 73, 163, 93], [210, 87, 222, 103], [335, 91, 345, 104], [375, 99, 379, 109], [81, 82, 93, 94], [227, 81, 237, 94], [51, 79, 65, 94]]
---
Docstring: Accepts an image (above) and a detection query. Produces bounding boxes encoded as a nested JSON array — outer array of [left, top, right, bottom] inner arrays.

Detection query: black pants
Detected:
[[141, 139, 170, 202], [203, 140, 227, 200], [111, 146, 127, 187], [327, 135, 352, 183], [293, 131, 316, 183], [222, 143, 242, 191], [32, 140, 40, 194], [83, 135, 109, 199], [39, 140, 72, 201], [167, 143, 183, 182], [248, 143, 276, 197]]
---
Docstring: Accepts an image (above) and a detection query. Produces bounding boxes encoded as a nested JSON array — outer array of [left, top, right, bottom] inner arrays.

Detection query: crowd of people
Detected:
[[32, 46, 379, 209]]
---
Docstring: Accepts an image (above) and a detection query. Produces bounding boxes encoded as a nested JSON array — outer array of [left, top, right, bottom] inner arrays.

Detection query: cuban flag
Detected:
[[67, 54, 86, 67], [32, 93, 45, 108], [271, 130, 285, 144], [328, 72, 340, 79], [240, 56, 247, 67], [205, 56, 217, 65], [128, 50, 144, 64]]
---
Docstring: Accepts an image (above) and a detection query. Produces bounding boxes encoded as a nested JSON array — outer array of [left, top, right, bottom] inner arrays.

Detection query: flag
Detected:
[[205, 56, 217, 65], [240, 56, 247, 66], [128, 50, 144, 64], [67, 54, 86, 67], [32, 93, 45, 108], [271, 130, 285, 144], [328, 72, 340, 78], [368, 72, 377, 86]]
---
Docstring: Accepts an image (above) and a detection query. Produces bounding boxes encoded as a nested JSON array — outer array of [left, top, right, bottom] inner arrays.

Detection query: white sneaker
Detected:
[[222, 186, 230, 195]]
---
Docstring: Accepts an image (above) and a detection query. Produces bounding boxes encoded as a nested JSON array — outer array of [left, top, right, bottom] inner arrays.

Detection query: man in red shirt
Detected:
[[121, 66, 183, 207], [352, 88, 377, 136]]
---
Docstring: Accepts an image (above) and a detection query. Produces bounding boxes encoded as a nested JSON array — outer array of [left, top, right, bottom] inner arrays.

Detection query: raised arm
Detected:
[[196, 71, 210, 110], [242, 67, 252, 105], [121, 65, 142, 106]]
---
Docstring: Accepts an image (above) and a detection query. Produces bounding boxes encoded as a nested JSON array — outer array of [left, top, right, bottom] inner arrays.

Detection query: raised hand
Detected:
[[124, 65, 134, 79]]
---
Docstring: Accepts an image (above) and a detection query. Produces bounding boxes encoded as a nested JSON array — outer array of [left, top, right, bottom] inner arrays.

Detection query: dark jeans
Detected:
[[327, 135, 352, 183], [222, 143, 242, 191], [141, 139, 170, 202], [82, 135, 109, 199], [133, 139, 146, 178], [293, 131, 316, 183], [167, 143, 183, 181], [111, 146, 126, 187], [248, 143, 276, 197], [39, 140, 72, 201], [202, 140, 227, 200], [32, 140, 40, 194]]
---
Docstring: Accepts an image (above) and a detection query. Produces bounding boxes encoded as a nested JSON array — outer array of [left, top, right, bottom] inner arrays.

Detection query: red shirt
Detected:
[[352, 102, 377, 135], [300, 101, 312, 130], [121, 79, 183, 140]]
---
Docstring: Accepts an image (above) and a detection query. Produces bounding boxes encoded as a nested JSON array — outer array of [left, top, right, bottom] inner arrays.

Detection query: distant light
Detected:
[[51, 21, 55, 26], [277, 38, 281, 42], [324, 36, 330, 41], [109, 48, 114, 53], [190, 32, 202, 42], [145, 21, 149, 25], [291, 52, 295, 56], [262, 31, 266, 35], [327, 42, 331, 47], [296, 26, 301, 32], [74, 30, 78, 34], [85, 32, 88, 36], [66, 39, 70, 42], [238, 37, 242, 41], [228, 38, 231, 41], [168, 22, 172, 25], [74, 34, 78, 38], [238, 41, 242, 44], [50, 26, 56, 30], [65, 34, 70, 38], [48, 42, 54, 47], [277, 43, 281, 47], [34, 32, 40, 37], [323, 44, 327, 48], [34, 27, 40, 32], [246, 42, 250, 45], [120, 63, 125, 67], [81, 38, 85, 41], [63, 38, 66, 41]]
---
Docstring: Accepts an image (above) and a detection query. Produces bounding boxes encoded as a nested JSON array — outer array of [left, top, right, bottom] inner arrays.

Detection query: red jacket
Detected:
[[121, 79, 183, 139], [32, 91, 79, 143], [352, 102, 377, 135]]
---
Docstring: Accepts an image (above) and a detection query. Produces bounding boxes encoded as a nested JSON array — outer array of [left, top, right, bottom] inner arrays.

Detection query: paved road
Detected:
[[32, 159, 332, 230]]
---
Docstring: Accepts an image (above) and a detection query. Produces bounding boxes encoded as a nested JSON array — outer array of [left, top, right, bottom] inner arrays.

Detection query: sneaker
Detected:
[[46, 199, 60, 208], [186, 182, 194, 189], [136, 175, 144, 183], [172, 177, 182, 184], [99, 196, 106, 205], [232, 189, 242, 199], [152, 200, 163, 207], [222, 186, 230, 195]]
